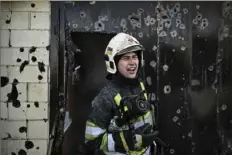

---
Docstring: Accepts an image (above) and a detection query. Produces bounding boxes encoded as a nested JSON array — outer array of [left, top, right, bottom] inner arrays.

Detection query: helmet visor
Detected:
[[116, 45, 145, 56]]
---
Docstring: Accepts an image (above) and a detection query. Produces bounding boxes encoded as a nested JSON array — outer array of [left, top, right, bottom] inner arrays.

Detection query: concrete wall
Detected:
[[0, 1, 50, 155]]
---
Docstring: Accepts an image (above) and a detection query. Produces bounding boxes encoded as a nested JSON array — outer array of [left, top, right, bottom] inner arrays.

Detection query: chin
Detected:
[[127, 75, 137, 79]]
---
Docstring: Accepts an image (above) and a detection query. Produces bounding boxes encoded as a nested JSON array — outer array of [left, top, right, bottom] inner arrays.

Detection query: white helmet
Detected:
[[104, 32, 145, 74]]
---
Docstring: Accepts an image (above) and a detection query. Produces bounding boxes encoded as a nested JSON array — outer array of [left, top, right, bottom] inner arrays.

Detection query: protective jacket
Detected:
[[84, 74, 155, 155]]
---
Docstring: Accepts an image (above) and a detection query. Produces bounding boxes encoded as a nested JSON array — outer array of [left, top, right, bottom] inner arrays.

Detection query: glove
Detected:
[[134, 123, 167, 148], [112, 130, 137, 152], [134, 123, 159, 148]]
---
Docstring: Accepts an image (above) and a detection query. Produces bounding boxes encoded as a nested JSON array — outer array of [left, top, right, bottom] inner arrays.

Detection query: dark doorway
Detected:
[[62, 32, 116, 155]]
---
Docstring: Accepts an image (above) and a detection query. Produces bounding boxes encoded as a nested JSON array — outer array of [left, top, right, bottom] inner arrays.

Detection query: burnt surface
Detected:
[[53, 1, 232, 155], [63, 32, 115, 154]]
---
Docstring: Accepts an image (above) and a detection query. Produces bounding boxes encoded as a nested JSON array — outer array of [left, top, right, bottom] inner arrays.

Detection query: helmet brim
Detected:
[[116, 45, 145, 56]]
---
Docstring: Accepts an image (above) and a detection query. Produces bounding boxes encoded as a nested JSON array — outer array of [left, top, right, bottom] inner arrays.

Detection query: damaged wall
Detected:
[[0, 1, 50, 155]]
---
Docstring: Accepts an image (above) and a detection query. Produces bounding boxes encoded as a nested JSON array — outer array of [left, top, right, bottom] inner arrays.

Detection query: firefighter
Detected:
[[83, 32, 159, 155]]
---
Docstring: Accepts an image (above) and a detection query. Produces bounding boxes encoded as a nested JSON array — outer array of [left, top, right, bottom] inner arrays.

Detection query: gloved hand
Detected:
[[112, 124, 167, 153], [134, 123, 167, 148], [134, 123, 158, 148], [112, 130, 138, 152]]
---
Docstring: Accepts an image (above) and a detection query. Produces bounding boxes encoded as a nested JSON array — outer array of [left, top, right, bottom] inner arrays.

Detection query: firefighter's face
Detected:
[[117, 52, 139, 79]]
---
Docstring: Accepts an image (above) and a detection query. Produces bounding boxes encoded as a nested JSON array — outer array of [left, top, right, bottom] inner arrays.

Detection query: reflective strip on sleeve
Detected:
[[85, 125, 106, 135], [144, 146, 151, 155], [134, 120, 144, 129], [85, 120, 106, 141], [85, 133, 98, 141], [107, 134, 115, 152]]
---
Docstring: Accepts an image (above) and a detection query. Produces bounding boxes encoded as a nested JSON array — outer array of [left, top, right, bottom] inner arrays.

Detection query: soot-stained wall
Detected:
[[0, 1, 50, 155], [63, 1, 232, 155]]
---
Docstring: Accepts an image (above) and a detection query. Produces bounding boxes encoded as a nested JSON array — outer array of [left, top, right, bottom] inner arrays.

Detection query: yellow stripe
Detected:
[[119, 132, 147, 155], [140, 82, 145, 90], [114, 93, 121, 106], [86, 120, 98, 127], [139, 135, 142, 148], [137, 111, 151, 121], [85, 133, 98, 140], [124, 106, 128, 112], [119, 132, 130, 152], [100, 133, 108, 151], [144, 93, 148, 100]]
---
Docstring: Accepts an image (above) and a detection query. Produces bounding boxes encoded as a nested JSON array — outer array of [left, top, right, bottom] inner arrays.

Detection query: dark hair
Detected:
[[114, 50, 142, 66]]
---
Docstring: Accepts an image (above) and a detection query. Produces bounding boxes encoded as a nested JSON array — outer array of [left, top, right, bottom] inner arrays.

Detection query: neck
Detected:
[[111, 72, 139, 87]]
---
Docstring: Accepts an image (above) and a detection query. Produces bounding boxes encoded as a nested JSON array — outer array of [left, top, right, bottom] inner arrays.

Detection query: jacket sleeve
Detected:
[[84, 88, 121, 152]]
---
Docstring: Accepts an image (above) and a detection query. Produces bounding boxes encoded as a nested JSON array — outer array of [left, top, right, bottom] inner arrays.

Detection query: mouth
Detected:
[[127, 67, 136, 74]]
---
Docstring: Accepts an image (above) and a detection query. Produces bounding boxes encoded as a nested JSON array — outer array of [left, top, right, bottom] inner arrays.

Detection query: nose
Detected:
[[128, 58, 136, 65], [128, 57, 134, 63]]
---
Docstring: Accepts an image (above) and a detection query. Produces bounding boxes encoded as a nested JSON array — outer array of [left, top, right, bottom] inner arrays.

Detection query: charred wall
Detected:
[[62, 1, 232, 155]]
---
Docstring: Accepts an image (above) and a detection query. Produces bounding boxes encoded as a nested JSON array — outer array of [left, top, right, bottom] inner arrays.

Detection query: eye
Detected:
[[122, 56, 130, 60], [132, 55, 138, 60]]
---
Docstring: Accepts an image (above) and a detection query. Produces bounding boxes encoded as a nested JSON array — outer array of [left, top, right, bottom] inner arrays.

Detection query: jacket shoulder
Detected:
[[88, 83, 118, 128]]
